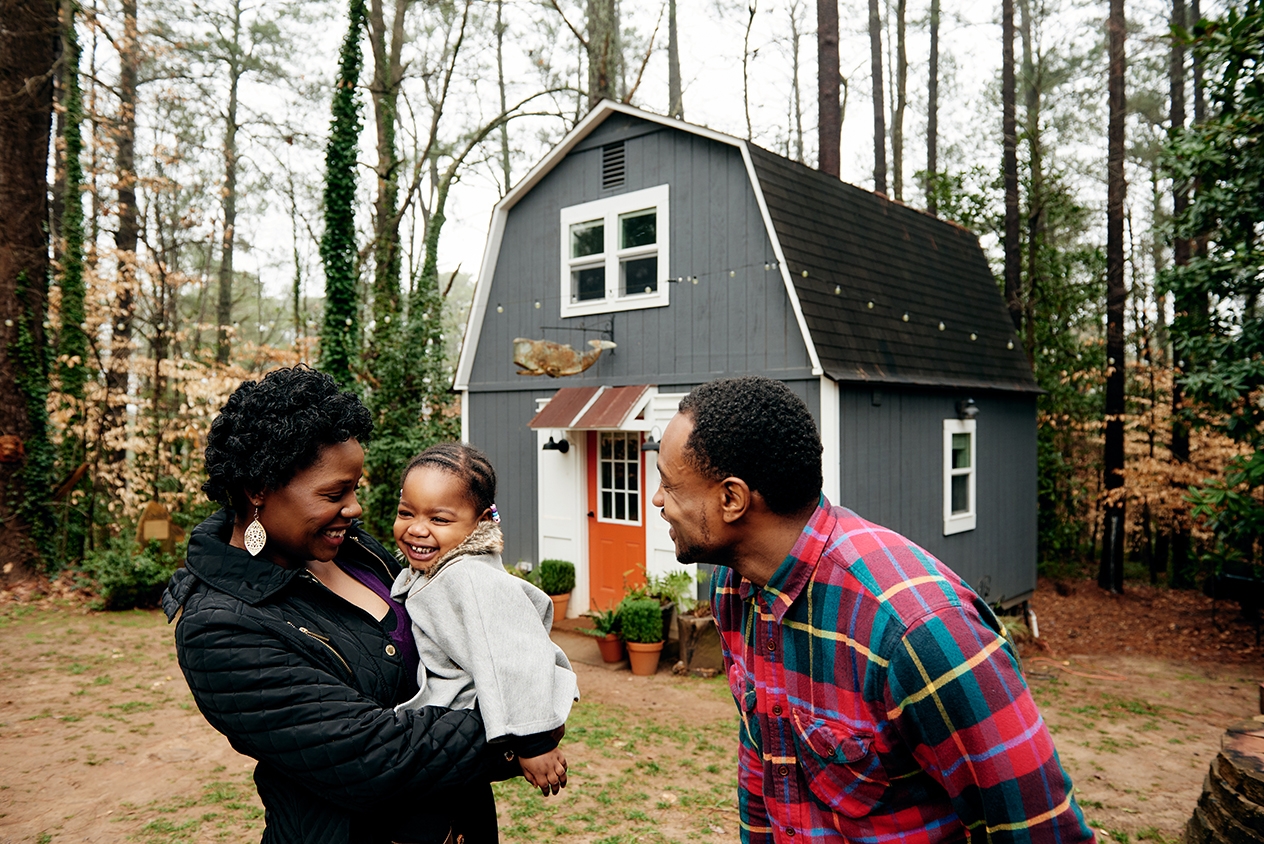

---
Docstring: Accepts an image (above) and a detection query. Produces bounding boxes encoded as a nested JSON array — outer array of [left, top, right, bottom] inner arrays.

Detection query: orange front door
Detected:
[[586, 431, 646, 610]]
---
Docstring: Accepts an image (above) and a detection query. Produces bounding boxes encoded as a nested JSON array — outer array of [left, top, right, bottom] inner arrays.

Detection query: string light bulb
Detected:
[[1007, 340, 1014, 350], [867, 301, 874, 309], [834, 286, 841, 295], [902, 313, 909, 322], [497, 304, 504, 313], [938, 322, 945, 331], [801, 270, 809, 278], [970, 333, 978, 341]]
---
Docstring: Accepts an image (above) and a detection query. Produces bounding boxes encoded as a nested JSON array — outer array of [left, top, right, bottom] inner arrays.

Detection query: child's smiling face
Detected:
[[394, 465, 486, 569]]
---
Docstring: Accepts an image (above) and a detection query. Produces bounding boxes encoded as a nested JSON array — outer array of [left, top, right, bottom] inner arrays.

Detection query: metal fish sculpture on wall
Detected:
[[513, 337, 617, 377]]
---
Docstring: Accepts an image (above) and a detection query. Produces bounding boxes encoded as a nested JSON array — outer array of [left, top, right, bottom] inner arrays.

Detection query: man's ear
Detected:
[[717, 477, 752, 524]]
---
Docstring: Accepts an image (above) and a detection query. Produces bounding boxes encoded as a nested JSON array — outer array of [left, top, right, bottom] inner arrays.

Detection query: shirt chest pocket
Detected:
[[789, 706, 888, 818]]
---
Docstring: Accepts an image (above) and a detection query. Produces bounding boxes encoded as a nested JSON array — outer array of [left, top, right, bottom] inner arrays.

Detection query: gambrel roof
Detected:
[[455, 101, 1037, 394]]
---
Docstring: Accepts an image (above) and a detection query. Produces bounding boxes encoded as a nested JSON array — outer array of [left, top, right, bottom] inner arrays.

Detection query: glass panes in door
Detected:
[[598, 431, 641, 524]]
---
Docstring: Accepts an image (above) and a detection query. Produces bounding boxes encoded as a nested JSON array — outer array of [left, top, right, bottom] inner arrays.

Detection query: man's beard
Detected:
[[674, 509, 713, 564]]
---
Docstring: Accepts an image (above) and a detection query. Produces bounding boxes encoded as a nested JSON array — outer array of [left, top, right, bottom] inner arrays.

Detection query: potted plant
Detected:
[[620, 597, 664, 676], [538, 559, 576, 620], [580, 606, 625, 663], [646, 569, 696, 643]]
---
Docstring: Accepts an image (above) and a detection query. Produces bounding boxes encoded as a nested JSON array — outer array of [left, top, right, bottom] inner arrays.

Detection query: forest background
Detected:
[[0, 0, 1261, 608]]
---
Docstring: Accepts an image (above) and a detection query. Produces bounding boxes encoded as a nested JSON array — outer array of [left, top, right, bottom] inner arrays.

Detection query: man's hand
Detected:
[[518, 748, 568, 796]]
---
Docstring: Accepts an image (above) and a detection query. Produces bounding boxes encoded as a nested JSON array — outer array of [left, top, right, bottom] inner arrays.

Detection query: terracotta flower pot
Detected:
[[595, 632, 625, 663], [549, 592, 570, 622], [625, 640, 664, 676]]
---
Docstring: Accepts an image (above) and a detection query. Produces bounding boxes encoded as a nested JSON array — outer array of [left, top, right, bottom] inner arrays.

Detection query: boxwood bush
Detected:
[[538, 559, 575, 595], [619, 597, 664, 643]]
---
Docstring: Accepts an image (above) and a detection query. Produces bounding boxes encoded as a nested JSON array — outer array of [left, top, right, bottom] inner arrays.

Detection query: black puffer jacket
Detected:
[[163, 511, 495, 843]]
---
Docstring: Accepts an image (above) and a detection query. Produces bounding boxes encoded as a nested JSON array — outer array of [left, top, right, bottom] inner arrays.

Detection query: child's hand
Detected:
[[518, 748, 567, 796]]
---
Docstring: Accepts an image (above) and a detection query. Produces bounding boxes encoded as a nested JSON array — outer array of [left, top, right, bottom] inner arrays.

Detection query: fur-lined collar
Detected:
[[414, 520, 504, 578]]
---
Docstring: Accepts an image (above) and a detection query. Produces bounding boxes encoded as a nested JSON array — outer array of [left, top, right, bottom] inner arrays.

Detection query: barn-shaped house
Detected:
[[454, 101, 1039, 615]]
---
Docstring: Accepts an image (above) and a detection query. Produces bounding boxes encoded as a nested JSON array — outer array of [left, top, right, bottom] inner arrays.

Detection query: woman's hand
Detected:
[[518, 748, 568, 796]]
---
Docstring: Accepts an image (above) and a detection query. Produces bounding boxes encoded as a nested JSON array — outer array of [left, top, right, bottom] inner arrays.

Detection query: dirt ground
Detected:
[[0, 575, 1260, 843]]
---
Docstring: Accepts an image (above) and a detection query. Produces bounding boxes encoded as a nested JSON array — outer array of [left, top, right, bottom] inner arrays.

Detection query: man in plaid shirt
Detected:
[[651, 377, 1093, 843]]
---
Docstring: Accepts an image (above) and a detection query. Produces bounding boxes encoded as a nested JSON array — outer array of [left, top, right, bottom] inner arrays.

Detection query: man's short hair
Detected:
[[678, 376, 823, 515]]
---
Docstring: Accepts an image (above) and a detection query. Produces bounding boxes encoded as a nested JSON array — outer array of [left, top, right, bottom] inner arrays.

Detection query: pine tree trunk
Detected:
[[496, 0, 512, 186], [586, 0, 619, 107], [818, 0, 840, 176], [668, 0, 683, 119], [368, 0, 406, 333], [108, 0, 138, 464], [1100, 0, 1127, 594], [868, 0, 886, 193], [1019, 0, 1042, 362], [215, 2, 243, 366], [0, 0, 59, 566], [892, 0, 906, 201], [926, 0, 938, 214], [1168, 0, 1192, 587], [1002, 0, 1021, 333]]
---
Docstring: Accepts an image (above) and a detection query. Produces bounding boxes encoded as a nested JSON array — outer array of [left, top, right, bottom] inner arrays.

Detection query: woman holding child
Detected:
[[163, 365, 574, 844]]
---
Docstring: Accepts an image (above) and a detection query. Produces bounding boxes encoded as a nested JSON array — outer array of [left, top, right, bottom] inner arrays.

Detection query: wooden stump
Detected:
[[1185, 719, 1264, 843]]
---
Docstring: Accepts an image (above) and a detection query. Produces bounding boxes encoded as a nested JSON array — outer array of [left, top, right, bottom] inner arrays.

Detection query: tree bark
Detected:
[[586, 0, 619, 107], [892, 0, 906, 201], [817, 0, 840, 176], [0, 0, 58, 565], [1168, 0, 1192, 587], [789, 0, 804, 163], [868, 0, 886, 193], [496, 0, 511, 186], [668, 0, 683, 119], [368, 0, 407, 331], [1100, 0, 1127, 594], [215, 1, 243, 366], [108, 0, 138, 463], [1019, 0, 1041, 362], [926, 0, 938, 214], [1002, 0, 1021, 332]]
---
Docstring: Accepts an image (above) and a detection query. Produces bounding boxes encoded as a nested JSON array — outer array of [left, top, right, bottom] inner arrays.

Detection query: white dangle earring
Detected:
[[244, 505, 268, 556]]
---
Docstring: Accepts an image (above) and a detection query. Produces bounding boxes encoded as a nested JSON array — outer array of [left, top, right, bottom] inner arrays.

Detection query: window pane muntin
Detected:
[[619, 209, 656, 248], [570, 220, 604, 257]]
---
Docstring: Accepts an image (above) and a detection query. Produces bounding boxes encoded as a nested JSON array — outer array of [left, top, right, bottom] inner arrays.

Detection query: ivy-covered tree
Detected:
[[54, 0, 91, 566], [319, 0, 367, 389], [1164, 0, 1264, 574]]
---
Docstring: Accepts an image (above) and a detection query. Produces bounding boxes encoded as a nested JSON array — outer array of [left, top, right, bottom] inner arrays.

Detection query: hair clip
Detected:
[[489, 504, 501, 524]]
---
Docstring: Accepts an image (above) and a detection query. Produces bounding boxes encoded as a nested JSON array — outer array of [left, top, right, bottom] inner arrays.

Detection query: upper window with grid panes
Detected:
[[558, 185, 670, 318]]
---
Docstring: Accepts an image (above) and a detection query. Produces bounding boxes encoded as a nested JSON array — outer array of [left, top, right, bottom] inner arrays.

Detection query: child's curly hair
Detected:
[[400, 442, 497, 517], [202, 365, 372, 509]]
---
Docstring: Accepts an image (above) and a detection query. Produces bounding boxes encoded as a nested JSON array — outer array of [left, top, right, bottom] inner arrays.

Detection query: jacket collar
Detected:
[[415, 520, 504, 578], [180, 509, 303, 607]]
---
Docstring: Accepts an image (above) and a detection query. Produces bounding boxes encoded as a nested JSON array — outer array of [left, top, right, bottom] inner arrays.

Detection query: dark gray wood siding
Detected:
[[835, 386, 1037, 605], [465, 113, 815, 392]]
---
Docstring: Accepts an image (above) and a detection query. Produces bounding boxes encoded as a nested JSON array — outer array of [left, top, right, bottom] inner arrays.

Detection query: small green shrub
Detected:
[[538, 559, 575, 595], [619, 598, 663, 643], [78, 536, 185, 611]]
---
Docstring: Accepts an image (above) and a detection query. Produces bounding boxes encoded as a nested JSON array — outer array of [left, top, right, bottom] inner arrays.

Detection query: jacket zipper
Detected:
[[289, 620, 354, 677], [349, 533, 397, 584]]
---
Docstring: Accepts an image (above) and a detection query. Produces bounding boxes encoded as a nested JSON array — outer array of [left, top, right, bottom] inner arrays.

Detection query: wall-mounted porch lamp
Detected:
[[955, 398, 980, 420], [542, 435, 570, 453], [641, 426, 662, 452]]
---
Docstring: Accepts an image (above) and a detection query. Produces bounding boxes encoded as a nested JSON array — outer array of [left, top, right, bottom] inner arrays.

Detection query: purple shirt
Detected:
[[339, 560, 421, 700]]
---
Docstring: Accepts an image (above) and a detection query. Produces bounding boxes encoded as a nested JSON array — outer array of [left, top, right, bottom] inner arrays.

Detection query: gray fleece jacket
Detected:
[[391, 522, 579, 744]]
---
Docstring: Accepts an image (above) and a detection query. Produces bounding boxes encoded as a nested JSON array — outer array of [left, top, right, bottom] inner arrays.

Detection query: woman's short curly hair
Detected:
[[678, 376, 822, 515], [202, 365, 373, 508]]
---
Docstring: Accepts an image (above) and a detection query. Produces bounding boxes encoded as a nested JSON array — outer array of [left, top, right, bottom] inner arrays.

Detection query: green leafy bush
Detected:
[[619, 597, 663, 643], [78, 537, 184, 611], [538, 559, 575, 595]]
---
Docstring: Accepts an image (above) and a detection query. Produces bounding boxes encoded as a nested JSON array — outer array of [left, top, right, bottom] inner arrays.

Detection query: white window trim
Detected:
[[943, 418, 977, 535], [559, 184, 670, 318]]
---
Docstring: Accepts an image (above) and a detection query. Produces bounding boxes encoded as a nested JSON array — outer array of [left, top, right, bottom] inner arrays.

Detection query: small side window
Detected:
[[943, 419, 976, 535]]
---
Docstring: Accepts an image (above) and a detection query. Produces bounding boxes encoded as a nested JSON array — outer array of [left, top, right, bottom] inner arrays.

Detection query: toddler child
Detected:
[[390, 443, 579, 843]]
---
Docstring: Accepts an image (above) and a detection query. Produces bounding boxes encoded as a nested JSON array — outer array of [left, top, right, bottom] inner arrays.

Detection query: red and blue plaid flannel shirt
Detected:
[[712, 498, 1094, 843]]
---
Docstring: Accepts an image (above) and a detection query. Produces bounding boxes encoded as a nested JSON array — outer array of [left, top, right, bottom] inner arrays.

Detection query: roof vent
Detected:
[[602, 142, 625, 189]]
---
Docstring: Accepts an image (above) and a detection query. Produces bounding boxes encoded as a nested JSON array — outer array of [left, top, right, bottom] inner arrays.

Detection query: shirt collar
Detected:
[[738, 494, 836, 622]]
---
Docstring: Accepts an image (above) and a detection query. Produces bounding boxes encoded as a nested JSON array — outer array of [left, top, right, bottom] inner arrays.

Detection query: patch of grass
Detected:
[[110, 700, 155, 713]]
